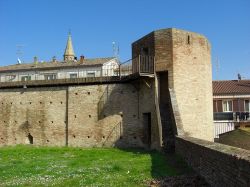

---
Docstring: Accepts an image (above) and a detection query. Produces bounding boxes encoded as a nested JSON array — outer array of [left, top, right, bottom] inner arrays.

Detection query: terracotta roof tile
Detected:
[[213, 80, 250, 95], [0, 57, 115, 73]]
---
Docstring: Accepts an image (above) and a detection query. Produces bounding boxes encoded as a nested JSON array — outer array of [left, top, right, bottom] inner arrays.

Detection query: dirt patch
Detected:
[[149, 174, 210, 187]]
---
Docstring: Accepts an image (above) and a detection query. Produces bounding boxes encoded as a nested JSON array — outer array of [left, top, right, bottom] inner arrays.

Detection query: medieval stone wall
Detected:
[[138, 78, 160, 149], [171, 29, 214, 141], [132, 28, 214, 142], [0, 81, 159, 149], [0, 87, 67, 146], [176, 135, 250, 186]]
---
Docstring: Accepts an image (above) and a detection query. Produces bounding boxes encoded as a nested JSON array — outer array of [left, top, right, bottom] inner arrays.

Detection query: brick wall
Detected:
[[0, 87, 67, 146], [171, 29, 214, 141], [132, 28, 214, 142], [176, 135, 250, 186], [0, 80, 160, 149]]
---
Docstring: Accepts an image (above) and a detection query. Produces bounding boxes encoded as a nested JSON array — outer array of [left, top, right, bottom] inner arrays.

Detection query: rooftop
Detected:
[[0, 57, 115, 73], [213, 80, 250, 95]]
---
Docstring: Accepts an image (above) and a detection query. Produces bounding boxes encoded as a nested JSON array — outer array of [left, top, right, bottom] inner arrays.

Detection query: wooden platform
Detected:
[[0, 73, 148, 89]]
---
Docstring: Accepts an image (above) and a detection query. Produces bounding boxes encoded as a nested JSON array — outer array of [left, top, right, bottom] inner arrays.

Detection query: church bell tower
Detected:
[[63, 32, 75, 62]]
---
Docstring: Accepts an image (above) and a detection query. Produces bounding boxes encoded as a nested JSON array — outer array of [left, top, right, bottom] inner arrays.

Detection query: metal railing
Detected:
[[0, 55, 155, 88], [119, 55, 155, 76], [214, 121, 235, 138], [214, 112, 250, 121]]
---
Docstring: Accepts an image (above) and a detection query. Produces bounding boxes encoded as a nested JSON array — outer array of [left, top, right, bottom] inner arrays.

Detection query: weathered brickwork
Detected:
[[0, 80, 159, 149], [0, 87, 67, 146], [0, 28, 214, 149], [67, 84, 142, 148], [132, 29, 173, 78], [138, 78, 160, 149], [176, 136, 250, 186], [132, 28, 213, 142], [171, 29, 214, 141]]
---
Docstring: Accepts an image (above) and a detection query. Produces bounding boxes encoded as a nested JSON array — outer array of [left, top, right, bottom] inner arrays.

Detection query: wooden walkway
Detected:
[[0, 73, 142, 89], [0, 55, 155, 89]]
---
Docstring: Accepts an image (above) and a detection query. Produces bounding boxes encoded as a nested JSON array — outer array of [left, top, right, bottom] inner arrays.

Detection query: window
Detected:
[[70, 73, 77, 79], [222, 100, 233, 112], [21, 76, 31, 81], [5, 75, 16, 82], [87, 72, 95, 77], [141, 47, 149, 55], [187, 35, 190, 44], [245, 100, 250, 112], [44, 74, 57, 80]]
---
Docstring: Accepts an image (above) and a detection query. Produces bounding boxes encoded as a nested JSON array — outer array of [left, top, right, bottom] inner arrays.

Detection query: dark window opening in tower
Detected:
[[141, 47, 149, 56], [187, 35, 190, 44]]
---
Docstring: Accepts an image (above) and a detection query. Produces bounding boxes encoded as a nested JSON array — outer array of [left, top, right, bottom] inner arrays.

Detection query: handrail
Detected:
[[154, 74, 163, 147], [214, 112, 250, 121], [0, 55, 155, 88]]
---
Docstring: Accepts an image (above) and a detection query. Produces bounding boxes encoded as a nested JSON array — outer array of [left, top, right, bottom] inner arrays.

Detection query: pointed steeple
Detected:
[[64, 31, 75, 62]]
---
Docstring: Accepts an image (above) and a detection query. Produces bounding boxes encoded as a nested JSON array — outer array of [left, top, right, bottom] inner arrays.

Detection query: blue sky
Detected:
[[0, 0, 249, 80]]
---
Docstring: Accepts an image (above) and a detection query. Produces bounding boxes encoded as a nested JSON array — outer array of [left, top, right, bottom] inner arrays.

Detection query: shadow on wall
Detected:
[[18, 121, 33, 144], [97, 83, 144, 148]]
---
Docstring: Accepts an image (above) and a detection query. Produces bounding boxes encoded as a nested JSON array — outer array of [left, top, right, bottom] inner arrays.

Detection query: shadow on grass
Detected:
[[116, 148, 193, 179]]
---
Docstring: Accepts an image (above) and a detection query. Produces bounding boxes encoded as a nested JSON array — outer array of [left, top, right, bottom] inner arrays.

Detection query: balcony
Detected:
[[0, 55, 155, 88], [119, 55, 155, 76], [214, 112, 250, 121]]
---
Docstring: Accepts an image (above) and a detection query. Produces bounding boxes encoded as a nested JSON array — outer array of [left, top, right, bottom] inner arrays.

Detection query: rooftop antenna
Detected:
[[16, 44, 24, 64], [214, 57, 220, 80], [237, 73, 242, 81], [112, 42, 120, 61]]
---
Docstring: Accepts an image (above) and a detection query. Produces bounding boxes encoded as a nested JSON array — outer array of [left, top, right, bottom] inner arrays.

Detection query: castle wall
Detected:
[[176, 135, 250, 186], [132, 28, 214, 142], [67, 84, 142, 147], [171, 29, 214, 141], [0, 87, 67, 146], [0, 81, 159, 149], [138, 78, 160, 149]]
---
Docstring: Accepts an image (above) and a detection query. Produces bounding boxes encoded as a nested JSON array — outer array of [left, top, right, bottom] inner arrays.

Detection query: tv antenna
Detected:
[[112, 42, 119, 60], [16, 44, 24, 64], [214, 57, 220, 80]]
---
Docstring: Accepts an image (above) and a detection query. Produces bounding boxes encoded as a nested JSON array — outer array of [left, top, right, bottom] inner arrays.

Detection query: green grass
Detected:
[[219, 128, 250, 150], [0, 145, 191, 187], [241, 127, 250, 133]]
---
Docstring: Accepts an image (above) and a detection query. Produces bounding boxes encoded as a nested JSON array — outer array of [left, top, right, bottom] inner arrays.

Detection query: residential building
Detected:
[[0, 33, 119, 82], [213, 79, 250, 138]]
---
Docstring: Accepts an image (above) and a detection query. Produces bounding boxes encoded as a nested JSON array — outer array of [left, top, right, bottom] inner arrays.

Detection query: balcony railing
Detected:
[[119, 55, 155, 76], [0, 55, 155, 88], [214, 112, 250, 121]]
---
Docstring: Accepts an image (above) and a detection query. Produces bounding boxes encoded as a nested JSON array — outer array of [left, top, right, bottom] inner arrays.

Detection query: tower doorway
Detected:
[[143, 112, 151, 148]]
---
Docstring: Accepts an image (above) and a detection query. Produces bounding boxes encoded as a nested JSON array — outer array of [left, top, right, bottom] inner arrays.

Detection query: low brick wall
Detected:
[[175, 136, 250, 186]]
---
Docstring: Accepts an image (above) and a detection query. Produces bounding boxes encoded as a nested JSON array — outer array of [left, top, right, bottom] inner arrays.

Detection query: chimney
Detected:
[[80, 55, 85, 63], [238, 73, 242, 81], [33, 56, 38, 63], [52, 56, 57, 63]]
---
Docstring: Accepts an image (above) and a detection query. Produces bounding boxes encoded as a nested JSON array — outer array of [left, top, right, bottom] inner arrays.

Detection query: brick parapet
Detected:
[[176, 135, 250, 186]]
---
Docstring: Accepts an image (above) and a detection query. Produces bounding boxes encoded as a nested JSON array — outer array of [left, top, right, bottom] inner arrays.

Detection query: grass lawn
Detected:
[[218, 127, 250, 150], [0, 145, 191, 187]]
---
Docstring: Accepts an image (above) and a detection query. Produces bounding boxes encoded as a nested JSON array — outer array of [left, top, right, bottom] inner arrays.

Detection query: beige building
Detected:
[[0, 33, 119, 82]]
